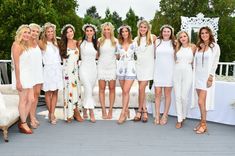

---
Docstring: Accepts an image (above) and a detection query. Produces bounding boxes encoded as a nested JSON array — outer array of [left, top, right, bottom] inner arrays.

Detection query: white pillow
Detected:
[[0, 92, 6, 114]]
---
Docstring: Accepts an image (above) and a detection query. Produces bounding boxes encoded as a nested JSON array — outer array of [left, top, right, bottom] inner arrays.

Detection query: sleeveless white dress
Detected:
[[42, 42, 63, 91], [134, 36, 154, 80], [97, 39, 117, 81], [154, 39, 175, 87], [12, 49, 34, 89], [30, 45, 44, 85], [63, 48, 82, 119], [116, 43, 136, 80], [79, 41, 98, 109]]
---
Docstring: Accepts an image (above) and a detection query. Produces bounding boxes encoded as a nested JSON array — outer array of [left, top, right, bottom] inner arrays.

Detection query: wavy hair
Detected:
[[175, 30, 192, 52], [15, 24, 31, 50], [196, 26, 215, 51], [136, 20, 152, 46], [59, 24, 75, 58], [118, 25, 132, 45], [40, 22, 57, 50], [99, 22, 116, 47]]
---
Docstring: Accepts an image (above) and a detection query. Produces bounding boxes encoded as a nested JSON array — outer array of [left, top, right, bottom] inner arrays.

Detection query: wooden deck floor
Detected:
[[1, 106, 235, 156]]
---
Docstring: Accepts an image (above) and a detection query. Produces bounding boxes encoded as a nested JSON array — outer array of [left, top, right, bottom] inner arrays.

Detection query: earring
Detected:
[[93, 35, 95, 40], [85, 36, 88, 40]]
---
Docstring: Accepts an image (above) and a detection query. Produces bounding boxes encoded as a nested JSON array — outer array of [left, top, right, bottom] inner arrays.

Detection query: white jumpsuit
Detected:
[[173, 47, 194, 122], [79, 41, 98, 109]]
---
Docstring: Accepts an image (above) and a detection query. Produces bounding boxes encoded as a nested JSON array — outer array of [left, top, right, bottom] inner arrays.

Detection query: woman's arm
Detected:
[[209, 43, 221, 76], [12, 42, 23, 91]]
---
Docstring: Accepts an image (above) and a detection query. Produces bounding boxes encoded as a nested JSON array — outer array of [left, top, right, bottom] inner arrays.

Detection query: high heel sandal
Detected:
[[73, 108, 84, 122], [142, 109, 148, 123], [66, 118, 72, 123], [196, 120, 207, 134], [175, 122, 183, 129], [133, 110, 142, 122], [30, 121, 38, 129], [154, 116, 160, 125], [18, 122, 33, 134], [193, 122, 201, 131], [160, 115, 168, 125]]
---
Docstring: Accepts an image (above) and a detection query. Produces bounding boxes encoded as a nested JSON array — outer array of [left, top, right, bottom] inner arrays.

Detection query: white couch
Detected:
[[0, 84, 19, 142], [57, 80, 139, 108]]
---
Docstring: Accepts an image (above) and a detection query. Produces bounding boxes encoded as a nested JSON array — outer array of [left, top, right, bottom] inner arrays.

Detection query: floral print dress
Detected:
[[63, 48, 82, 120]]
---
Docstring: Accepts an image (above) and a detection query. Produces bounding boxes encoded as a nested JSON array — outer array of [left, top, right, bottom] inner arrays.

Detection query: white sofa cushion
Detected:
[[0, 92, 6, 115]]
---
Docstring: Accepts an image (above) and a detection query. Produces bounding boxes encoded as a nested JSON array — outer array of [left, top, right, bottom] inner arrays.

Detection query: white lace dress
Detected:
[[134, 36, 154, 80], [97, 39, 117, 81], [79, 41, 98, 109]]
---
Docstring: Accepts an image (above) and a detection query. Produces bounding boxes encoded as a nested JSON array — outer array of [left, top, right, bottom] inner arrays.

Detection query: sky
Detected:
[[76, 0, 160, 21]]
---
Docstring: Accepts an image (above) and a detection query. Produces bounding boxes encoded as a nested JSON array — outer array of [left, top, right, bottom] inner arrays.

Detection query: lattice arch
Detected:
[[180, 13, 219, 43]]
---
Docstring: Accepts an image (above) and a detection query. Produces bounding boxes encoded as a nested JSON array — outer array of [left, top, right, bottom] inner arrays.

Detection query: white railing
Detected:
[[217, 61, 235, 77], [0, 60, 235, 84]]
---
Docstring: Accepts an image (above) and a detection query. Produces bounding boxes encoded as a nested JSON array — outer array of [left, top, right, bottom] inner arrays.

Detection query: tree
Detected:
[[123, 8, 139, 37], [0, 0, 83, 59], [85, 6, 101, 19], [151, 0, 235, 62]]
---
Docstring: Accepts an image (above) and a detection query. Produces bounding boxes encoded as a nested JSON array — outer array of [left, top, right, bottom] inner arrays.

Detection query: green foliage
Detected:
[[123, 8, 139, 37], [0, 0, 83, 59], [151, 0, 235, 62]]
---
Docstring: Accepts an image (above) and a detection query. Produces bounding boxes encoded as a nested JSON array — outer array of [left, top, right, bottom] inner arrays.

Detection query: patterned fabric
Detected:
[[63, 48, 82, 119]]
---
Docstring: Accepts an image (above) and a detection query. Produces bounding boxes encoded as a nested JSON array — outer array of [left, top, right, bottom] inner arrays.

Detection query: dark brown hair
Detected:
[[118, 26, 132, 45]]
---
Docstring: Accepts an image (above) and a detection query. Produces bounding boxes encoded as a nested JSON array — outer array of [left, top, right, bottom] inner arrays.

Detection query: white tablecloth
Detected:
[[147, 81, 235, 125]]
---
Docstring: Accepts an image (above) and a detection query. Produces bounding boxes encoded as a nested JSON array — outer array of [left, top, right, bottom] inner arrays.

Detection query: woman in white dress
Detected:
[[79, 24, 98, 123], [28, 23, 44, 129], [154, 25, 175, 125], [11, 25, 34, 134], [116, 25, 136, 124], [173, 31, 196, 129], [39, 22, 63, 125], [192, 26, 220, 134], [97, 22, 117, 119], [133, 20, 156, 122], [59, 24, 83, 123]]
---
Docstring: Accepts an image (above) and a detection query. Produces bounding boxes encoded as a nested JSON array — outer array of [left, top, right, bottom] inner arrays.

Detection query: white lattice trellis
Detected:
[[181, 13, 219, 42]]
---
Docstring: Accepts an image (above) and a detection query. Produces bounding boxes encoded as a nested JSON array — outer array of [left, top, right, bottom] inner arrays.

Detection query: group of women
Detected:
[[11, 19, 220, 135]]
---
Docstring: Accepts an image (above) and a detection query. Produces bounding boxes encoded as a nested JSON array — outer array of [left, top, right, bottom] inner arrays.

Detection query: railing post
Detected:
[[233, 61, 235, 78]]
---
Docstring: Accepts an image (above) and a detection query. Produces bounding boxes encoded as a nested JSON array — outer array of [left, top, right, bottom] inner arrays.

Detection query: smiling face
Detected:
[[178, 32, 189, 45], [103, 25, 111, 38], [139, 23, 148, 36], [162, 27, 172, 40], [66, 27, 74, 40], [30, 27, 40, 40], [200, 28, 210, 43], [45, 27, 54, 41], [85, 26, 95, 40], [21, 27, 31, 42], [121, 27, 130, 40]]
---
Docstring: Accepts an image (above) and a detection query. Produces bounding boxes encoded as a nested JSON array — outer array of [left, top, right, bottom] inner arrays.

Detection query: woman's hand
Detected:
[[16, 81, 23, 92], [207, 75, 213, 88]]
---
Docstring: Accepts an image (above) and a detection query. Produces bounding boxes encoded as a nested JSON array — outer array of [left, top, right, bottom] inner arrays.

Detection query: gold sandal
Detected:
[[160, 115, 168, 125]]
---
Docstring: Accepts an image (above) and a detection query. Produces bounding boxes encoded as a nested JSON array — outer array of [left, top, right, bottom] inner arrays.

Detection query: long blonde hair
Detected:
[[136, 20, 152, 46], [40, 22, 57, 50], [15, 24, 31, 50], [99, 22, 116, 46], [29, 23, 41, 40]]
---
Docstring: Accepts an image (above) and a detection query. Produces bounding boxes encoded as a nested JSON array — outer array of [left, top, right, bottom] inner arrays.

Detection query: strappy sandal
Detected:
[[175, 122, 183, 129], [196, 120, 208, 134], [193, 122, 201, 131], [154, 116, 160, 125], [160, 115, 168, 125], [133, 110, 142, 122], [142, 110, 148, 123]]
